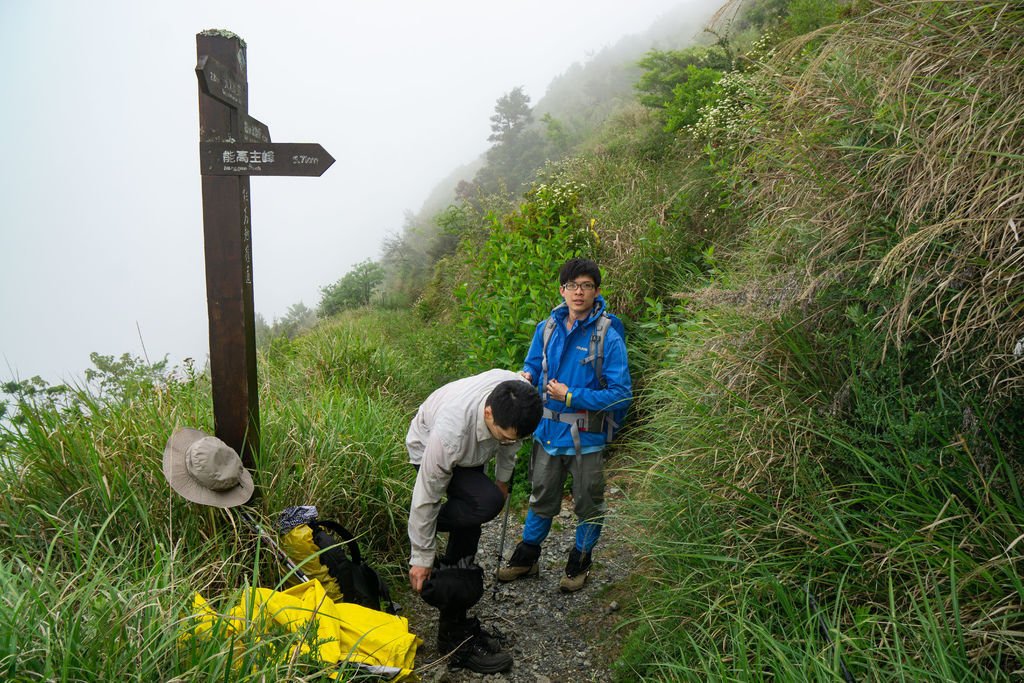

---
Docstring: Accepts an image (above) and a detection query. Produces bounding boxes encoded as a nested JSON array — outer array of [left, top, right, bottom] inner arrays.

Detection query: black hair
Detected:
[[486, 380, 543, 438], [558, 258, 601, 289]]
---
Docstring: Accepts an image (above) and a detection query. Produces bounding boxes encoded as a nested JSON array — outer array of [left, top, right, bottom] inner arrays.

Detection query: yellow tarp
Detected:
[[186, 579, 420, 680]]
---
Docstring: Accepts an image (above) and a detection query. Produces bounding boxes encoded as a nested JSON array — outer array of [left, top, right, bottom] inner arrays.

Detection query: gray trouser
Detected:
[[528, 441, 606, 524]]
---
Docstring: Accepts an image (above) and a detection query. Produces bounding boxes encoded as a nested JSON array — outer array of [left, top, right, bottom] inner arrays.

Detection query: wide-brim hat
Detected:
[[163, 427, 254, 508]]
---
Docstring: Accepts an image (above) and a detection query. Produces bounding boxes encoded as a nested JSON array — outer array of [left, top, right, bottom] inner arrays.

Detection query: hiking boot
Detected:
[[438, 619, 513, 673], [496, 541, 541, 582], [467, 616, 506, 653], [496, 562, 538, 581], [450, 638, 514, 673], [558, 547, 592, 593]]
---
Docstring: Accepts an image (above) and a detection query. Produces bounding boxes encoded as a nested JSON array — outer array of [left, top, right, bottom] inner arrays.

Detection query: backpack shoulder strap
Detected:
[[540, 316, 558, 400], [375, 569, 397, 614], [309, 520, 362, 565], [591, 313, 612, 388]]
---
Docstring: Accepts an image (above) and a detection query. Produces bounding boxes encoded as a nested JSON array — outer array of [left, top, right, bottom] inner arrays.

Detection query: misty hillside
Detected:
[[3, 0, 1023, 680], [332, 4, 723, 314], [298, 0, 1024, 677], [413, 4, 718, 224]]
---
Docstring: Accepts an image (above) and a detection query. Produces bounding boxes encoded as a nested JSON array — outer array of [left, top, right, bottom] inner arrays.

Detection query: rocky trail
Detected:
[[403, 485, 634, 683]]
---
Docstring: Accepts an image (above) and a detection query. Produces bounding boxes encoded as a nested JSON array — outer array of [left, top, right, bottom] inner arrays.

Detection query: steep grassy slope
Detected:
[[0, 311, 463, 680], [421, 1, 1024, 679], [2, 1, 1021, 680]]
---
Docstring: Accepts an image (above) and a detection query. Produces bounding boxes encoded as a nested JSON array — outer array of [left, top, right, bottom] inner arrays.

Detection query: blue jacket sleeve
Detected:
[[567, 328, 631, 414]]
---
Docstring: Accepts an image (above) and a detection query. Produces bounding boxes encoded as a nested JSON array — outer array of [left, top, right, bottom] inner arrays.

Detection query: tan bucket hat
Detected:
[[163, 427, 254, 508]]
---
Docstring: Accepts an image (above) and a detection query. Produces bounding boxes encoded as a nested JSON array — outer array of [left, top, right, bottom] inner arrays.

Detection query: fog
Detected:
[[0, 0, 713, 387]]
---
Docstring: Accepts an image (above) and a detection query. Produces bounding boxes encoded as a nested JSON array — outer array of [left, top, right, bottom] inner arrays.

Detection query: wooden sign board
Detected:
[[196, 55, 247, 109], [240, 114, 271, 143], [200, 142, 335, 176]]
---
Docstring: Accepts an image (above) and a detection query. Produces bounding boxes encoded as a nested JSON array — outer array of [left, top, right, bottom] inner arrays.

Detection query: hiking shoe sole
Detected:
[[559, 569, 590, 593], [496, 562, 539, 582], [448, 647, 513, 673]]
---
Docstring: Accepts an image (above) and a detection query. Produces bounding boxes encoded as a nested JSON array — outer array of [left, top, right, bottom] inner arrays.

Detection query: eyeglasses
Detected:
[[490, 424, 520, 445], [562, 281, 596, 292]]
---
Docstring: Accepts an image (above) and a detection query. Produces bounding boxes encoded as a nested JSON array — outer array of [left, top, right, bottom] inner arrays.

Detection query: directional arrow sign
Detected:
[[240, 114, 271, 143], [195, 55, 246, 109], [200, 142, 335, 176]]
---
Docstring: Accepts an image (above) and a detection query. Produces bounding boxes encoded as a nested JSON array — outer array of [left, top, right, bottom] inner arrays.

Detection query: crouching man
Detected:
[[407, 369, 542, 673]]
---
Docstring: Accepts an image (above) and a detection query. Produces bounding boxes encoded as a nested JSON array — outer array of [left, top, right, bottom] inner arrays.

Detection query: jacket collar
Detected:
[[474, 401, 491, 443], [551, 294, 606, 328]]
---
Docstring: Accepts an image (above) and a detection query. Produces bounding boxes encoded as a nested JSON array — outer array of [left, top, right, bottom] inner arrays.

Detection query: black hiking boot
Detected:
[[496, 541, 541, 582], [467, 616, 507, 653], [559, 547, 592, 593], [438, 617, 513, 673]]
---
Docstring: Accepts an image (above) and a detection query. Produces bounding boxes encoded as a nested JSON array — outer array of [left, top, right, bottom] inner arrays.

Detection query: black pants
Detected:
[[429, 464, 505, 563], [416, 464, 504, 623]]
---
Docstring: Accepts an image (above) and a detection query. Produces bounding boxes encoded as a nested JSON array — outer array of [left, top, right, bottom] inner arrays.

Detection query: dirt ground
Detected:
[[401, 484, 635, 682]]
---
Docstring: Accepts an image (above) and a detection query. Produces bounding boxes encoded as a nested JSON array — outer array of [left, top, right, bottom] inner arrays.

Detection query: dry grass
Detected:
[[729, 1, 1024, 399]]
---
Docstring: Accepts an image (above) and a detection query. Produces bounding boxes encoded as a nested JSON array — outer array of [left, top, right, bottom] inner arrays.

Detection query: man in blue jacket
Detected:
[[497, 258, 632, 592]]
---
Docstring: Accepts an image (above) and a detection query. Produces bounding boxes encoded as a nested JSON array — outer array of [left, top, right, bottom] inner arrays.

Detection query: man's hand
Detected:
[[409, 565, 431, 593], [545, 379, 568, 402], [519, 370, 533, 383], [495, 479, 509, 499]]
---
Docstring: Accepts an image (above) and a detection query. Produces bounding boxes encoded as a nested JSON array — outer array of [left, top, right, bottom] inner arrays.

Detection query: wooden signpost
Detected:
[[196, 30, 334, 470]]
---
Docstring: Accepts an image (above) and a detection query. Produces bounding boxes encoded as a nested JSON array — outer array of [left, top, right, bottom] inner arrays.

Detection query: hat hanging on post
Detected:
[[163, 427, 254, 508]]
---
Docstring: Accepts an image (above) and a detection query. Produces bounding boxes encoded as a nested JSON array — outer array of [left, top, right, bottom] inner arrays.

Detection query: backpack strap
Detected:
[[540, 316, 558, 402], [376, 570, 398, 614], [309, 520, 362, 565], [579, 314, 611, 440], [590, 313, 610, 389], [543, 408, 587, 455]]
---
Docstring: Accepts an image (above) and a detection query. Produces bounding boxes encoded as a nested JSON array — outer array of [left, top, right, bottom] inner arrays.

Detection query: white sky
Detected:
[[0, 0, 710, 386]]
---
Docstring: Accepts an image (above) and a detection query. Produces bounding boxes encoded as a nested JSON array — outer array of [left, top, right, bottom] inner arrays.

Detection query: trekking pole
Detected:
[[238, 508, 310, 584], [492, 465, 516, 600], [806, 587, 855, 683]]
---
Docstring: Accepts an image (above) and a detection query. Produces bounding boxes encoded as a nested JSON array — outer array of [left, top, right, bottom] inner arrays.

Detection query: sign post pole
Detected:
[[195, 30, 333, 471]]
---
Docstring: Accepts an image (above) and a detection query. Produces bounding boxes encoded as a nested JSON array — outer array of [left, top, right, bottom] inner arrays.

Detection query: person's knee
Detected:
[[532, 493, 565, 516], [575, 505, 604, 524], [574, 468, 605, 519], [422, 562, 484, 613], [574, 493, 606, 523], [478, 484, 505, 522], [530, 484, 562, 517]]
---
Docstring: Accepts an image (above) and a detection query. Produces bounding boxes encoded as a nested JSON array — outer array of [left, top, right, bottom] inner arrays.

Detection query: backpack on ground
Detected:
[[279, 506, 398, 614], [540, 308, 628, 444]]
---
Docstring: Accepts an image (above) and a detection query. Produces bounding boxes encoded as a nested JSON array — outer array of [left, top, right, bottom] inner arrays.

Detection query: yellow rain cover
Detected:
[[187, 579, 420, 680], [280, 523, 343, 600]]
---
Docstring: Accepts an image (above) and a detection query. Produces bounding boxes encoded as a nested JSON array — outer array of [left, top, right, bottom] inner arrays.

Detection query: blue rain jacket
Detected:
[[522, 295, 632, 454]]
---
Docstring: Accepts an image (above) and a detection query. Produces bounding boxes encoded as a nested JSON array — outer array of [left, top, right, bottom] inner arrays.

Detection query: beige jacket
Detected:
[[406, 369, 527, 568]]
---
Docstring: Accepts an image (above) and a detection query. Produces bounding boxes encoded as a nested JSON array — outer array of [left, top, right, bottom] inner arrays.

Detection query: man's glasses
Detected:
[[562, 281, 596, 292]]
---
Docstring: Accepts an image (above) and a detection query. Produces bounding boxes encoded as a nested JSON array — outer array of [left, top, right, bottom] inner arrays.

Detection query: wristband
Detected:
[[566, 392, 572, 407]]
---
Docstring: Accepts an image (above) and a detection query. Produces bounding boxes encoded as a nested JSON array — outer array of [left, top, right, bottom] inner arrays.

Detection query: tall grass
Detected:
[[601, 3, 1024, 678], [722, 0, 1024, 400], [614, 306, 1024, 680], [0, 308, 459, 679]]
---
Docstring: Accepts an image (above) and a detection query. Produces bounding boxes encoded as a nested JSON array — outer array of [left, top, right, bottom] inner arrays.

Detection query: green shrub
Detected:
[[454, 174, 597, 371]]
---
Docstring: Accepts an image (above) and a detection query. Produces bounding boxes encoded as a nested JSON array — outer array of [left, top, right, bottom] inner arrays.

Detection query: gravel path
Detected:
[[402, 485, 633, 683]]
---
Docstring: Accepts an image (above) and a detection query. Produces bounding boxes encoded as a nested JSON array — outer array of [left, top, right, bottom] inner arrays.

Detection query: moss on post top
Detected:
[[198, 29, 246, 47]]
